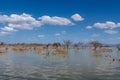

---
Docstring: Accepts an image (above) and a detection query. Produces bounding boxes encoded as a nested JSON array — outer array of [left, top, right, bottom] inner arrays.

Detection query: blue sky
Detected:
[[0, 0, 120, 44]]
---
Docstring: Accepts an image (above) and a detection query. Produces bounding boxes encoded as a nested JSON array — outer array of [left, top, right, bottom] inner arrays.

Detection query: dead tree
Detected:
[[90, 41, 102, 51], [63, 40, 73, 50]]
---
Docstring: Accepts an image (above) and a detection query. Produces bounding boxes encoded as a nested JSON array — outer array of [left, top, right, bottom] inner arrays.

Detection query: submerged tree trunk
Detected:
[[66, 45, 69, 51], [94, 46, 97, 51]]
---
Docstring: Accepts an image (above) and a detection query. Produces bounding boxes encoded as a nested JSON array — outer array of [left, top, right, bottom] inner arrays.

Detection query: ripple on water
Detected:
[[0, 47, 120, 80]]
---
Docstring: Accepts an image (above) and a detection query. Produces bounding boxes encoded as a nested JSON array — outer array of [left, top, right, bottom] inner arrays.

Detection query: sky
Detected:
[[0, 0, 120, 44]]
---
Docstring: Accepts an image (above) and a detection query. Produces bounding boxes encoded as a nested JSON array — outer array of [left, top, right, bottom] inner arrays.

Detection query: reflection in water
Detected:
[[0, 46, 120, 80]]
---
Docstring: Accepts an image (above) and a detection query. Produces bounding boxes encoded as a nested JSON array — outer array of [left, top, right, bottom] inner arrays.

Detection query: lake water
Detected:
[[0, 47, 120, 80]]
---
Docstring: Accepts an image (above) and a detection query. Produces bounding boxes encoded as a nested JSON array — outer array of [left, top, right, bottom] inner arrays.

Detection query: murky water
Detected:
[[0, 47, 120, 80]]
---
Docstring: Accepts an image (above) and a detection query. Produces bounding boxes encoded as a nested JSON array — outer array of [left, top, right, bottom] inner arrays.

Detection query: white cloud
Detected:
[[0, 15, 9, 23], [87, 21, 120, 30], [93, 21, 117, 29], [0, 13, 39, 24], [1, 26, 17, 32], [0, 13, 77, 36], [38, 35, 45, 38], [0, 31, 11, 36], [39, 16, 73, 25], [0, 13, 42, 35], [71, 13, 84, 21], [86, 26, 92, 29], [86, 21, 120, 34], [104, 30, 118, 34], [55, 33, 61, 37]]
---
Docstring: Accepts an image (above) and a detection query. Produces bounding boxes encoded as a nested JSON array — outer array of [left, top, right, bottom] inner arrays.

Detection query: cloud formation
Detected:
[[86, 21, 120, 34], [39, 16, 73, 25], [38, 35, 45, 38], [86, 26, 92, 29], [104, 30, 118, 34], [71, 13, 84, 21], [1, 26, 17, 32], [93, 21, 120, 29], [54, 33, 61, 37], [0, 31, 11, 36], [0, 13, 41, 35], [0, 13, 84, 35], [87, 21, 120, 29]]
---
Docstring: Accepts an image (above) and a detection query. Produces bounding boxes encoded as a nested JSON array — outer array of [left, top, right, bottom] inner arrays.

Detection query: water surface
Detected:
[[0, 47, 120, 80]]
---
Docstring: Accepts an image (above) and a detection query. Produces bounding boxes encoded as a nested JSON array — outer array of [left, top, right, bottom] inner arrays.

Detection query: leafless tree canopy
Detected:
[[89, 41, 103, 51]]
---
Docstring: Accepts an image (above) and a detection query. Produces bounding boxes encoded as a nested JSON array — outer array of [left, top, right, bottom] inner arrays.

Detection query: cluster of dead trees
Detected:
[[0, 40, 120, 51]]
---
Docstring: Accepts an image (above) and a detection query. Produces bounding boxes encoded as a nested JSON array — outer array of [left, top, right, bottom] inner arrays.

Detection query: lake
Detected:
[[0, 47, 120, 80]]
